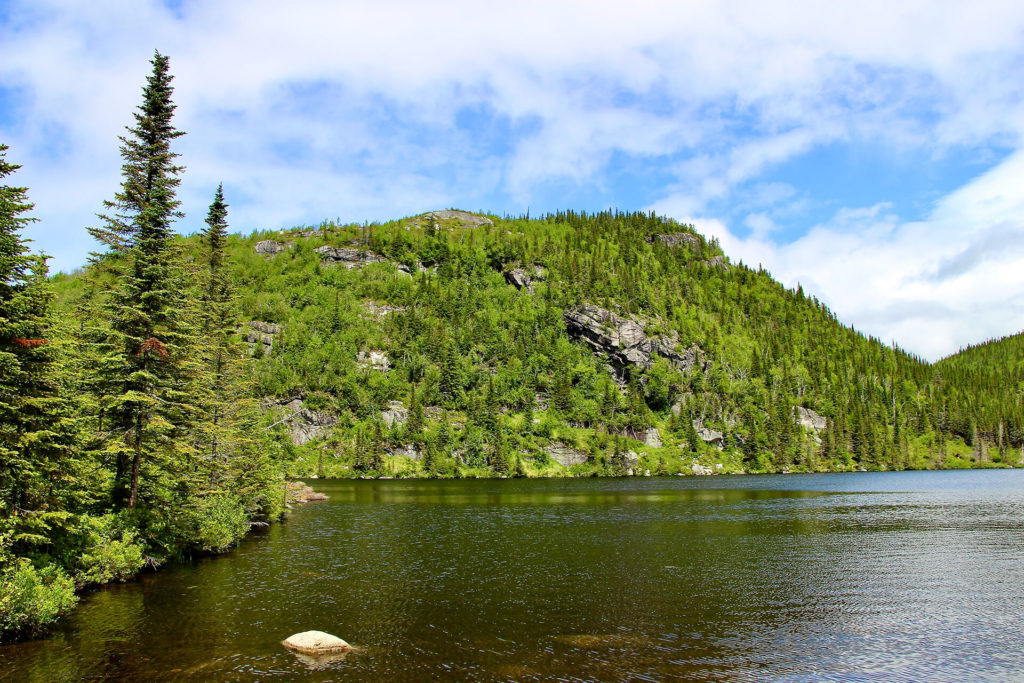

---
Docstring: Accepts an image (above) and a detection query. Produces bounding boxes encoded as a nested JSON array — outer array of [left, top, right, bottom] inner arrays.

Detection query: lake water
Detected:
[[2, 470, 1024, 681]]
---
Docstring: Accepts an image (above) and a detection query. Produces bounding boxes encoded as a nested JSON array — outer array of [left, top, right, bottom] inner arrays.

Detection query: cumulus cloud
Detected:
[[1, 0, 1023, 355], [653, 150, 1024, 361]]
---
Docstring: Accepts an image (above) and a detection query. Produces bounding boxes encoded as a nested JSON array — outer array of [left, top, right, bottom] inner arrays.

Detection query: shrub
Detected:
[[0, 559, 77, 640], [75, 515, 146, 588]]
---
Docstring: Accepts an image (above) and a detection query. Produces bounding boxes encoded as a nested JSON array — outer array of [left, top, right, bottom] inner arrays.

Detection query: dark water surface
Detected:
[[3, 470, 1024, 681]]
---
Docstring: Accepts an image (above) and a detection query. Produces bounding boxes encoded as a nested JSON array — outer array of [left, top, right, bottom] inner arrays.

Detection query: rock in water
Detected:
[[282, 631, 352, 655]]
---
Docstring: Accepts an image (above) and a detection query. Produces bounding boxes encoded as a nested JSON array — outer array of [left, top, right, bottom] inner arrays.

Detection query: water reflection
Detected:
[[2, 471, 1023, 681]]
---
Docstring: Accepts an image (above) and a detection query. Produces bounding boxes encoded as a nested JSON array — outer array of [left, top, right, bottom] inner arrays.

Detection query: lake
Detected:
[[2, 470, 1023, 681]]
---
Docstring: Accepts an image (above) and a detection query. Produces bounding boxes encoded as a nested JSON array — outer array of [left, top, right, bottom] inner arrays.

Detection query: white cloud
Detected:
[[652, 150, 1024, 361], [2, 0, 1024, 355]]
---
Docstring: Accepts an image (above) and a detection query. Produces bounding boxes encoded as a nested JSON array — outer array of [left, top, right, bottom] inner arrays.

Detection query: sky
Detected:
[[1, 0, 1023, 361]]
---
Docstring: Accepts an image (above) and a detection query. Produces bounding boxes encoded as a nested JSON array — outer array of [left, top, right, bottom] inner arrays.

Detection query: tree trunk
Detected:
[[128, 414, 143, 509]]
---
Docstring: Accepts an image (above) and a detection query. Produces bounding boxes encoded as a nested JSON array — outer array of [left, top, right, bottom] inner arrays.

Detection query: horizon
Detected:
[[2, 1, 1023, 360]]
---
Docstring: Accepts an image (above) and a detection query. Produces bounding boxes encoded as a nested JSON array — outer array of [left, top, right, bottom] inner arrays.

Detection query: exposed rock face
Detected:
[[357, 350, 390, 372], [286, 482, 328, 504], [691, 462, 713, 475], [363, 301, 405, 318], [282, 398, 337, 446], [503, 266, 545, 293], [420, 209, 494, 228], [316, 245, 384, 268], [795, 406, 827, 431], [282, 631, 352, 655], [643, 427, 663, 448], [625, 450, 640, 468], [563, 304, 700, 375], [546, 442, 589, 467], [245, 321, 280, 355], [255, 240, 286, 256], [653, 232, 701, 250], [704, 255, 730, 269], [393, 444, 421, 460], [693, 421, 724, 447], [381, 401, 407, 428]]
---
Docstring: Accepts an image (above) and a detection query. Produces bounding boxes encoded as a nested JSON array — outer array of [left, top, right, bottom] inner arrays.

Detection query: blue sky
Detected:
[[1, 0, 1023, 360]]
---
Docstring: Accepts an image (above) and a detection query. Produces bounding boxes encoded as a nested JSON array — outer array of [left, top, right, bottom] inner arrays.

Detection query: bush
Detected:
[[75, 515, 146, 588], [191, 495, 250, 553], [0, 559, 78, 640]]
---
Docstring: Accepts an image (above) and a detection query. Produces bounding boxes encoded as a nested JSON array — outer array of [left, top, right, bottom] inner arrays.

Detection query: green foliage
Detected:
[[0, 558, 77, 640], [74, 514, 146, 587]]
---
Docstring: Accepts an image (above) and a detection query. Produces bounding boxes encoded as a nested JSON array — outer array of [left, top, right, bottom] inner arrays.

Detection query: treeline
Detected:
[[1, 53, 282, 639], [209, 205, 1021, 482]]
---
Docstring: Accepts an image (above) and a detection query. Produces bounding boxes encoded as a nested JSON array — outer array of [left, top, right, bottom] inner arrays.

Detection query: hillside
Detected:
[[82, 208, 1017, 478]]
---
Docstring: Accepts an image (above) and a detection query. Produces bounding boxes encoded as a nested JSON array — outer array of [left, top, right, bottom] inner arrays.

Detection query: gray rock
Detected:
[[244, 320, 280, 355], [381, 401, 407, 427], [255, 240, 285, 256], [625, 450, 640, 468], [653, 232, 701, 250], [795, 406, 827, 431], [546, 442, 589, 467], [394, 444, 421, 460], [704, 255, 730, 269], [282, 631, 352, 655], [281, 399, 337, 446], [693, 421, 724, 447], [563, 304, 700, 375], [643, 427, 663, 448], [503, 268, 534, 292], [357, 350, 390, 372], [316, 245, 384, 268], [691, 462, 713, 475], [419, 209, 494, 228]]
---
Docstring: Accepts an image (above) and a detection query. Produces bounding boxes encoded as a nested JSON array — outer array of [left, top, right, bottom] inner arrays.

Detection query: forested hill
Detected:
[[55, 207, 1019, 478]]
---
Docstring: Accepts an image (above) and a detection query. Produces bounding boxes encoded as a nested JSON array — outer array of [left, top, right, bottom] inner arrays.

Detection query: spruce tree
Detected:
[[0, 145, 89, 556], [89, 52, 199, 510]]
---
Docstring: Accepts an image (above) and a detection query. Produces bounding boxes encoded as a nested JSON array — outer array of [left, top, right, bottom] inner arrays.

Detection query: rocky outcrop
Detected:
[[286, 482, 328, 504], [563, 304, 701, 375], [282, 631, 352, 655], [418, 209, 494, 228], [690, 462, 724, 475], [381, 401, 407, 428], [245, 321, 280, 355], [546, 442, 588, 467], [704, 255, 730, 270], [643, 427, 663, 448], [282, 399, 337, 446], [363, 301, 405, 318], [255, 240, 287, 256], [653, 232, 701, 250], [503, 266, 545, 293], [393, 444, 421, 460], [693, 421, 724, 447], [357, 350, 390, 372], [795, 406, 827, 431], [315, 245, 384, 268]]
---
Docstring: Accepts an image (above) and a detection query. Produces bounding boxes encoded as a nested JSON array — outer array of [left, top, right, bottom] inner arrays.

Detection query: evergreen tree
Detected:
[[0, 145, 90, 556], [88, 51, 200, 510]]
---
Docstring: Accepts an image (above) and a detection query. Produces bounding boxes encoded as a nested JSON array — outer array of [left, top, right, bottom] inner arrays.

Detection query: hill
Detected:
[[90, 207, 1016, 478]]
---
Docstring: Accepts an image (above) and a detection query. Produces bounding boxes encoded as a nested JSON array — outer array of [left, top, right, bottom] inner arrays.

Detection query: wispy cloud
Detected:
[[1, 0, 1023, 356]]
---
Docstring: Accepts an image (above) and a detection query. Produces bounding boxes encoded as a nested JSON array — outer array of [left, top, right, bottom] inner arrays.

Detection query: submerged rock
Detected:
[[282, 631, 352, 655]]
